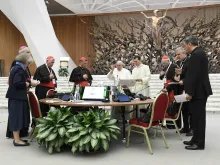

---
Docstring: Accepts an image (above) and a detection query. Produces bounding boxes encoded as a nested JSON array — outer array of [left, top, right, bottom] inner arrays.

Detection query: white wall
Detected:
[[0, 0, 76, 74]]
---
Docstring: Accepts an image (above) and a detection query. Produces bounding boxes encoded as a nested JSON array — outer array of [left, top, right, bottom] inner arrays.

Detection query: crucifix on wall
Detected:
[[141, 9, 168, 49]]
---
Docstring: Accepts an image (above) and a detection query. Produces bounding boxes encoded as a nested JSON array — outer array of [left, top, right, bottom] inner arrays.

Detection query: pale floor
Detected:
[[0, 108, 220, 165]]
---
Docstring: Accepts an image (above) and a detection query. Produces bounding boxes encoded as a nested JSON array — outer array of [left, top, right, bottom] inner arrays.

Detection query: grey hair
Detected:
[[116, 61, 125, 66], [15, 52, 33, 65], [175, 47, 186, 54], [184, 36, 199, 46]]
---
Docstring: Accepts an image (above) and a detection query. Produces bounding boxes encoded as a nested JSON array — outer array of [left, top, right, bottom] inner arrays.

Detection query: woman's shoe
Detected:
[[13, 140, 30, 147]]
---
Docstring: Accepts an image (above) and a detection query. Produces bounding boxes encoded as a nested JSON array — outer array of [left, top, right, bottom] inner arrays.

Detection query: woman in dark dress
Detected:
[[6, 46, 32, 138], [6, 51, 33, 146]]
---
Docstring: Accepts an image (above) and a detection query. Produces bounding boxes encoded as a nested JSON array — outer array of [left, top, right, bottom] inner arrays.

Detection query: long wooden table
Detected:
[[39, 98, 154, 141]]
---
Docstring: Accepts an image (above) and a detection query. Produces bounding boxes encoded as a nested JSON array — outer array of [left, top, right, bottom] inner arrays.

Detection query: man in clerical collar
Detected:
[[131, 56, 151, 97], [33, 56, 57, 115], [69, 57, 93, 87], [174, 47, 192, 136]]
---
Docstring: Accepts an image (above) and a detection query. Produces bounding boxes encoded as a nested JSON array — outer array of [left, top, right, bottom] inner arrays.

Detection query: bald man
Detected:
[[107, 61, 132, 86], [33, 56, 57, 115]]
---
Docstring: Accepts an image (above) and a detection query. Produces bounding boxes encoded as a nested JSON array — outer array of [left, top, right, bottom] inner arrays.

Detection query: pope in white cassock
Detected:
[[107, 61, 132, 85], [107, 61, 132, 120], [132, 56, 151, 97]]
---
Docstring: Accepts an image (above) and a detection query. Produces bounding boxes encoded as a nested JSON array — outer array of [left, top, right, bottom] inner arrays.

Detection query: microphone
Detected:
[[134, 86, 150, 95]]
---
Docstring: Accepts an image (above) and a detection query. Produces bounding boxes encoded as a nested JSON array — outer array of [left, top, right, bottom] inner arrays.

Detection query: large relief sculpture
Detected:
[[90, 8, 220, 74]]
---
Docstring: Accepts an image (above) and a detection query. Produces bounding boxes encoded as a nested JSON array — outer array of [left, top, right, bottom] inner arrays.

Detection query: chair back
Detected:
[[149, 92, 169, 125], [46, 89, 57, 97], [27, 91, 42, 118], [173, 102, 183, 120]]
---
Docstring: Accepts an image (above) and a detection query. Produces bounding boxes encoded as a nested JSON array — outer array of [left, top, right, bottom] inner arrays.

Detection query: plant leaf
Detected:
[[79, 145, 84, 152], [79, 129, 88, 136], [48, 145, 53, 154], [85, 143, 90, 153], [83, 135, 91, 144], [45, 133, 58, 141], [67, 127, 78, 133], [58, 114, 70, 123], [102, 130, 110, 139], [107, 125, 120, 130], [55, 146, 60, 152], [88, 128, 93, 133], [36, 118, 47, 124], [104, 119, 117, 125], [56, 110, 62, 122], [91, 138, 98, 148], [37, 127, 54, 139], [36, 124, 46, 129], [94, 140, 100, 151], [91, 131, 97, 139], [100, 132, 106, 139], [58, 127, 66, 137], [68, 134, 80, 143], [79, 137, 84, 146], [38, 126, 49, 133], [71, 146, 77, 153], [101, 139, 109, 151], [111, 133, 118, 140], [45, 117, 54, 122]]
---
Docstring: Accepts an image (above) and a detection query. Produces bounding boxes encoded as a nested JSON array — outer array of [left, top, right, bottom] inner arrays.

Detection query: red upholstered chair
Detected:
[[27, 91, 42, 142], [164, 102, 183, 140], [46, 89, 57, 97], [126, 92, 169, 155]]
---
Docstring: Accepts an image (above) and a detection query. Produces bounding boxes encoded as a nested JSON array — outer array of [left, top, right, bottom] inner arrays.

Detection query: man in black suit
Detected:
[[182, 36, 212, 150], [175, 47, 193, 136]]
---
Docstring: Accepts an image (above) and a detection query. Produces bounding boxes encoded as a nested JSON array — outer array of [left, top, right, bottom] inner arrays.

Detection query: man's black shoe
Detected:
[[183, 141, 194, 146], [185, 144, 204, 150]]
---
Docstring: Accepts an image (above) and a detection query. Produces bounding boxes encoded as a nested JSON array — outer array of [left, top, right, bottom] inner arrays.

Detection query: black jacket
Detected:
[[160, 63, 177, 81], [184, 47, 212, 99], [69, 66, 93, 84], [6, 64, 28, 100], [33, 64, 57, 83]]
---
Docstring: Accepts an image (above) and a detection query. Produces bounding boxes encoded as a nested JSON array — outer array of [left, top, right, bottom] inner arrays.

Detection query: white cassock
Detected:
[[132, 64, 151, 97], [107, 68, 132, 120], [107, 68, 132, 86], [132, 64, 151, 116]]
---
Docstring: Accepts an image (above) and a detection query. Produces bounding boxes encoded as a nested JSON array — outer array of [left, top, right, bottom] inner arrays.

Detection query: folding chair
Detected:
[[126, 92, 169, 154], [164, 102, 183, 140], [46, 89, 57, 97], [27, 91, 42, 142]]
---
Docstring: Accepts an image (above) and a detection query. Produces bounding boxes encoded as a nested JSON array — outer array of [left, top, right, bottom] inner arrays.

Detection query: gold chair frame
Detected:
[[126, 92, 169, 155], [164, 102, 183, 140], [27, 91, 42, 142]]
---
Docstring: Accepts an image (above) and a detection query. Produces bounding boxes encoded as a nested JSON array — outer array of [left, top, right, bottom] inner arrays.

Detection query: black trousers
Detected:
[[190, 98, 207, 148], [35, 85, 52, 116], [182, 102, 192, 131]]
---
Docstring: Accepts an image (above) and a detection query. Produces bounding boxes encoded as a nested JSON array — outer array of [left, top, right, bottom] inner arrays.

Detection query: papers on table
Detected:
[[46, 99, 62, 103], [174, 94, 188, 103], [118, 79, 136, 86]]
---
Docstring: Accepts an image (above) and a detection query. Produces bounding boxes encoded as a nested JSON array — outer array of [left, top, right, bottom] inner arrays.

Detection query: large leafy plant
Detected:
[[66, 108, 120, 153], [58, 68, 69, 77], [36, 107, 73, 154]]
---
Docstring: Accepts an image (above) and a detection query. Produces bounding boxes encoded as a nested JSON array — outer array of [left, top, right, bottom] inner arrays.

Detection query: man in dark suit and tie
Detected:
[[182, 36, 212, 150]]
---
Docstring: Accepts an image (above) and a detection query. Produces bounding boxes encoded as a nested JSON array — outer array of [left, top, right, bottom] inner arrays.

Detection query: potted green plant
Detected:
[[58, 67, 69, 77], [66, 108, 120, 153], [36, 107, 74, 154]]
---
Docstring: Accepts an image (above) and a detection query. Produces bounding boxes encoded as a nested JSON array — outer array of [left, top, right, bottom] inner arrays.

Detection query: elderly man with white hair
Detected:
[[107, 61, 132, 120], [107, 61, 132, 86]]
